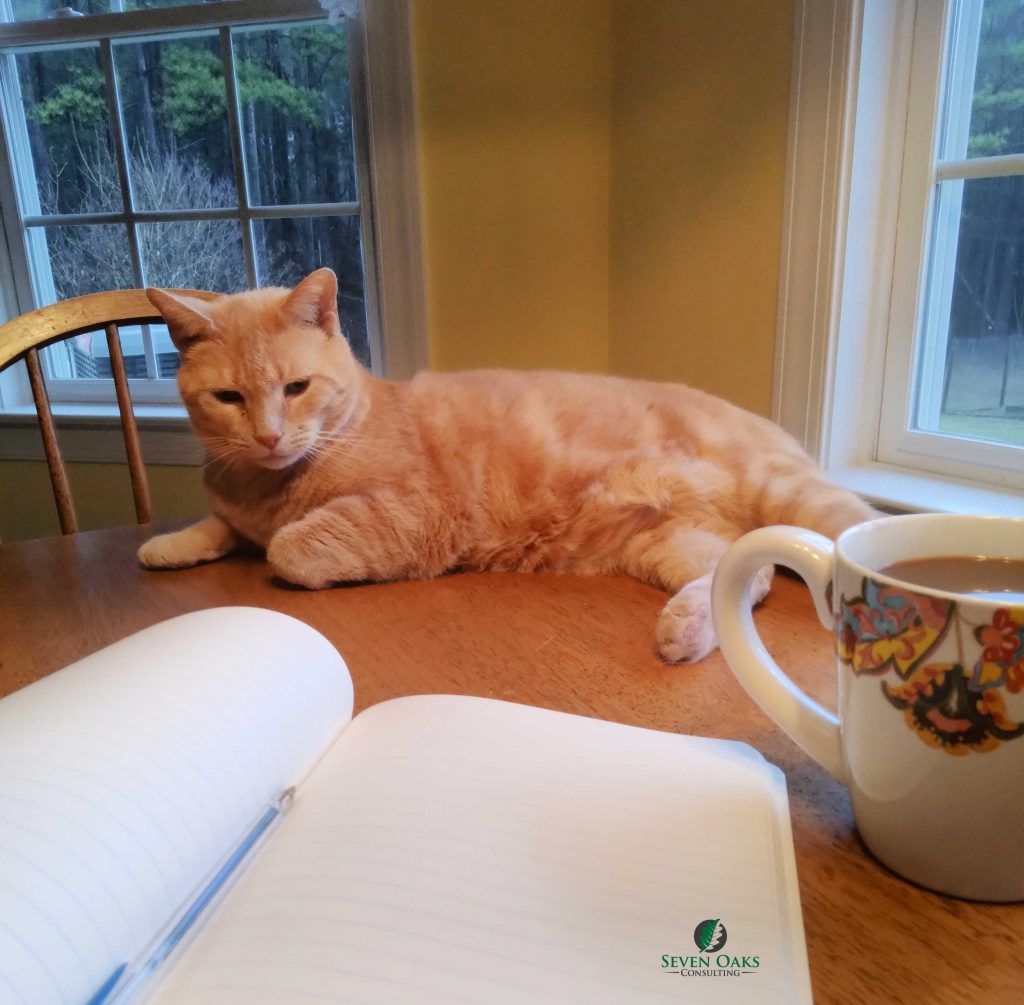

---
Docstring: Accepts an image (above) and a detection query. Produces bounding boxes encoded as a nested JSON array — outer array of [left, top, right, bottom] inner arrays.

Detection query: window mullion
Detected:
[[936, 152, 1024, 182], [220, 27, 257, 288], [99, 37, 158, 379], [99, 39, 142, 281], [22, 203, 360, 228]]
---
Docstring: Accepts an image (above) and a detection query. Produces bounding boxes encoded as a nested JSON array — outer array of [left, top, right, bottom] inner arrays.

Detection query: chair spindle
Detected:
[[105, 323, 153, 524], [25, 348, 79, 535]]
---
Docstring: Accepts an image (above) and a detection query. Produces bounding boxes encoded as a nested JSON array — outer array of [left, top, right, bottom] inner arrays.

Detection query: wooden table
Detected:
[[1, 525, 1020, 1003]]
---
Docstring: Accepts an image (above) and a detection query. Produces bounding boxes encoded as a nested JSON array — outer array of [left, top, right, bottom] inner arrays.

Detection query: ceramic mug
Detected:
[[711, 513, 1024, 901]]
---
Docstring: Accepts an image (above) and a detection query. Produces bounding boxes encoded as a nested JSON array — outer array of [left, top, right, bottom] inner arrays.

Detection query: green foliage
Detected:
[[153, 35, 337, 137], [966, 0, 1024, 157], [29, 63, 106, 130], [237, 60, 321, 127], [158, 46, 226, 135]]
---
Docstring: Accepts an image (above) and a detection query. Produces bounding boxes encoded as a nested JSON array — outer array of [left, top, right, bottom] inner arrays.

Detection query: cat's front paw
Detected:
[[266, 526, 337, 589], [138, 516, 237, 570], [656, 582, 718, 664], [138, 531, 208, 569]]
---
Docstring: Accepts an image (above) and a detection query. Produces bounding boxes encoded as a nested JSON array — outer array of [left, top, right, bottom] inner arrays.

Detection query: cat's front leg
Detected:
[[138, 514, 240, 569], [267, 494, 428, 589]]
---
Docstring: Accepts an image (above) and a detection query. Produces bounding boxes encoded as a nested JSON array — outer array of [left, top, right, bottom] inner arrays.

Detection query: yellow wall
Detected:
[[0, 462, 207, 541], [607, 0, 793, 415], [414, 0, 793, 412], [413, 0, 612, 373]]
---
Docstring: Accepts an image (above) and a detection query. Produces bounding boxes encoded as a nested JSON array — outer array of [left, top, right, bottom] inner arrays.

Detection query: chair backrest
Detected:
[[0, 288, 220, 536]]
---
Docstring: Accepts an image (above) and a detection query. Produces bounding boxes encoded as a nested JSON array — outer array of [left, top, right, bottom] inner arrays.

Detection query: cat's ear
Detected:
[[282, 268, 339, 335], [146, 288, 218, 353]]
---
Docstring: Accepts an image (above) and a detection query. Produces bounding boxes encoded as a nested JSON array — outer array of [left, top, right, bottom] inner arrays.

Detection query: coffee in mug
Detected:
[[878, 555, 1024, 602]]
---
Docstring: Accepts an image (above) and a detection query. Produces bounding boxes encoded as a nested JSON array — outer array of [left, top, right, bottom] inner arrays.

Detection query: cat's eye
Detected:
[[213, 389, 244, 404], [285, 378, 310, 397]]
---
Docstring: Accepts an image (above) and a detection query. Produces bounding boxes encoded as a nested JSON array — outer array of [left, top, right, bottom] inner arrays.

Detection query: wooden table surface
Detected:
[[1, 525, 1020, 1003]]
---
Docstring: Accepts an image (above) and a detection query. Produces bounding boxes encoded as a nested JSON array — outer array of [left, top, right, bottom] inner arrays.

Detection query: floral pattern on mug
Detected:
[[883, 663, 1024, 756], [971, 607, 1024, 693], [837, 577, 953, 678], [840, 582, 1024, 755]]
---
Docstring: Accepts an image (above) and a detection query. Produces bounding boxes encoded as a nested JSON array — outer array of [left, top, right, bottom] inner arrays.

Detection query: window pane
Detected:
[[48, 324, 151, 380], [115, 33, 236, 211], [967, 0, 1024, 158], [41, 222, 133, 299], [233, 23, 357, 207], [13, 44, 119, 215], [151, 324, 181, 377], [3, 1, 111, 24], [36, 223, 134, 379], [121, 0, 238, 11], [139, 219, 246, 292], [2, 0, 242, 22], [915, 176, 1024, 448], [254, 215, 368, 364]]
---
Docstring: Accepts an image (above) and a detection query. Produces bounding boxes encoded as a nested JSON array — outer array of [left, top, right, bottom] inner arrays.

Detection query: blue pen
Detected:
[[85, 964, 126, 1005], [85, 788, 294, 1005]]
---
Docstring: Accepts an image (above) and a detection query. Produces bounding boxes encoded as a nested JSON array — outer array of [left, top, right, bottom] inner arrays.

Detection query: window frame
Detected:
[[774, 0, 1024, 517], [876, 0, 1024, 489], [0, 0, 426, 463]]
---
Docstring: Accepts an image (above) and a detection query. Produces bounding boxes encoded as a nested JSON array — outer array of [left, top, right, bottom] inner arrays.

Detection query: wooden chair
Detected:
[[0, 288, 219, 536]]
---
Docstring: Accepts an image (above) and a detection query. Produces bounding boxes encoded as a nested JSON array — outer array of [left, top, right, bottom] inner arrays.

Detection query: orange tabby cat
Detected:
[[140, 268, 875, 662]]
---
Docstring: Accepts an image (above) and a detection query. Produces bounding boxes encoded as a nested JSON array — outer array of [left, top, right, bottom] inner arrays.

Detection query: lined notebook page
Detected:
[[0, 608, 352, 1005], [148, 696, 811, 1005]]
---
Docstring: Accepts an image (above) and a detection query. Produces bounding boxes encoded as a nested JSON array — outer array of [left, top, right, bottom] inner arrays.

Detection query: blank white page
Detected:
[[149, 695, 811, 1004], [0, 607, 352, 1005]]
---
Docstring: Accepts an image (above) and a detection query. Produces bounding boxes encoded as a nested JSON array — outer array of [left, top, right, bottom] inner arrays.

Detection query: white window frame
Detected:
[[0, 0, 426, 464], [775, 0, 1024, 518]]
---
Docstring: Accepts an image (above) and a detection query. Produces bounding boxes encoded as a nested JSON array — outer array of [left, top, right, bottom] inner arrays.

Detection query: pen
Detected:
[[85, 787, 295, 1005], [85, 964, 125, 1005]]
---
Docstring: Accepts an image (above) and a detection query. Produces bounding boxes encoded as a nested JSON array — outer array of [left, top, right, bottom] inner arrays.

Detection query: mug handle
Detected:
[[711, 526, 846, 783]]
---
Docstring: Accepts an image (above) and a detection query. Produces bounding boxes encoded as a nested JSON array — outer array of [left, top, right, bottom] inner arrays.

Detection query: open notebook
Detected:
[[0, 608, 811, 1004]]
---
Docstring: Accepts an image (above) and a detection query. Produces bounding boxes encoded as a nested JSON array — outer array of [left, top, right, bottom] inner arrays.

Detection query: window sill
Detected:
[[832, 462, 1024, 518], [0, 405, 202, 466]]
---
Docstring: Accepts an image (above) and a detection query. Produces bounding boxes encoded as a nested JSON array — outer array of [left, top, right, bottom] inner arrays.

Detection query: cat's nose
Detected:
[[256, 432, 282, 450]]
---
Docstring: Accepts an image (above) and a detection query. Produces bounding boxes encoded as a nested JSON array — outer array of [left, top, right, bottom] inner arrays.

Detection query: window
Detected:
[[775, 0, 1024, 514], [878, 0, 1024, 486], [0, 0, 379, 411]]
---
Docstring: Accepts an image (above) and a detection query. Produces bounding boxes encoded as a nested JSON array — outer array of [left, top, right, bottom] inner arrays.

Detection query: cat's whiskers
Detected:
[[311, 428, 365, 456], [201, 436, 251, 473]]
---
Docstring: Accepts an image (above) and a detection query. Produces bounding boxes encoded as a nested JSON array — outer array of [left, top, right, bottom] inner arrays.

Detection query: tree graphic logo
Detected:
[[693, 918, 727, 953]]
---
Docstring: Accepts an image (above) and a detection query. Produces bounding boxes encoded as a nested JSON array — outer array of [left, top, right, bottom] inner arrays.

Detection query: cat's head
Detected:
[[147, 269, 366, 471]]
